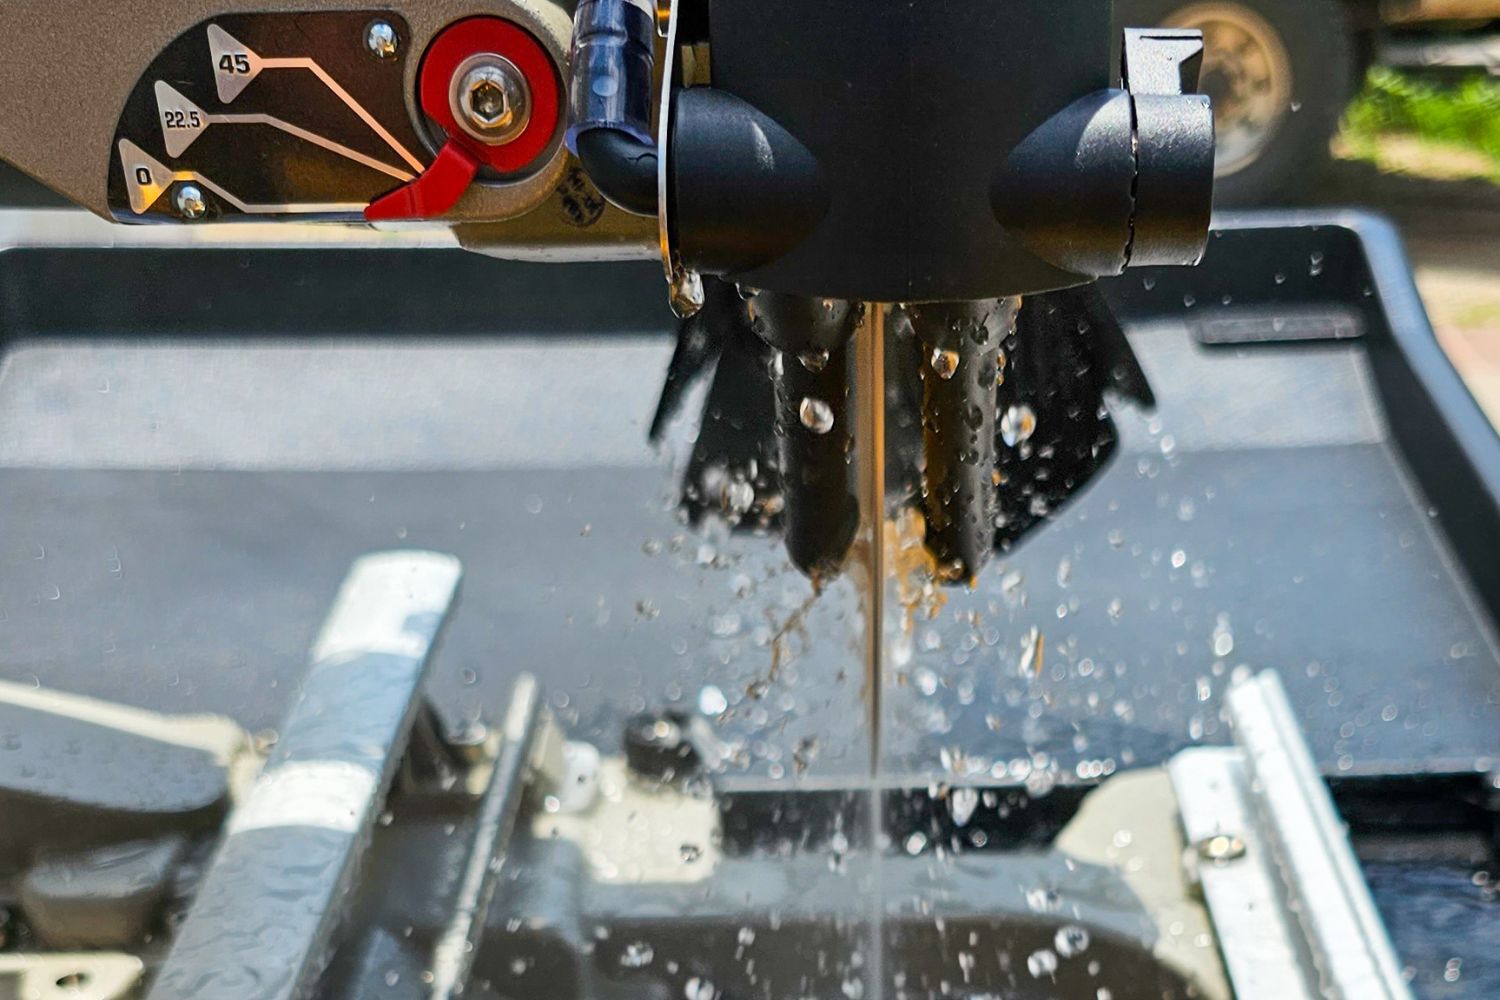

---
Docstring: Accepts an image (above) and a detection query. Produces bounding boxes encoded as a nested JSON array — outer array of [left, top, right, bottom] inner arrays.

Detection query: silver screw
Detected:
[[1195, 833, 1247, 864], [467, 70, 513, 127], [174, 184, 207, 220], [365, 21, 399, 60], [450, 55, 531, 145]]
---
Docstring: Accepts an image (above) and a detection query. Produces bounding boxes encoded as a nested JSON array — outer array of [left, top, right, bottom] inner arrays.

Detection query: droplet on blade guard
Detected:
[[930, 347, 960, 380], [799, 396, 835, 434]]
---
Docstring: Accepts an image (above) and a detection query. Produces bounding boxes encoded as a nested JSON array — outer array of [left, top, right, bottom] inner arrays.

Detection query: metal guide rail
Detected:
[[0, 554, 1414, 1000]]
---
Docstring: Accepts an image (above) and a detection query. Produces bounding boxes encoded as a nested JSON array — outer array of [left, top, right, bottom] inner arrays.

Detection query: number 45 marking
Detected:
[[218, 53, 251, 74]]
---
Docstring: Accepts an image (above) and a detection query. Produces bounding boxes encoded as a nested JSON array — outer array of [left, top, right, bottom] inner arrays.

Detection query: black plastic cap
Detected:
[[1127, 93, 1215, 268], [990, 90, 1136, 279], [671, 88, 829, 276]]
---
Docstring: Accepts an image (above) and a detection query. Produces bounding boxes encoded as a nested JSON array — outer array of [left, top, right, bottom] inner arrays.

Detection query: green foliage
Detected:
[[1344, 67, 1500, 165]]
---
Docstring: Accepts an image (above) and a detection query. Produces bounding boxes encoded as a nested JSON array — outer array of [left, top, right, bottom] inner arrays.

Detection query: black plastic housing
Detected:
[[681, 0, 1114, 301], [666, 0, 1213, 303]]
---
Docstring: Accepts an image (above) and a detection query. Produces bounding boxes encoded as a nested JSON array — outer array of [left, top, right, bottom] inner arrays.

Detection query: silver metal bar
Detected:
[[1227, 672, 1412, 1000], [1169, 672, 1413, 1000], [428, 673, 545, 1000], [1171, 747, 1322, 999], [147, 551, 463, 1000]]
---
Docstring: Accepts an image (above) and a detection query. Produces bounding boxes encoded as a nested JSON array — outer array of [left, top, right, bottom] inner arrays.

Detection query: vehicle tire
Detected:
[[1117, 0, 1358, 206]]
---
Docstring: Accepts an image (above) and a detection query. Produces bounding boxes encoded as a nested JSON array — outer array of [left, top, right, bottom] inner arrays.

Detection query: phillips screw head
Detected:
[[365, 21, 400, 60], [173, 184, 207, 220]]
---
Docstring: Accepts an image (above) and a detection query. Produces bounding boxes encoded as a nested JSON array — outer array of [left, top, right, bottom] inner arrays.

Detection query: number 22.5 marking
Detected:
[[163, 108, 202, 130]]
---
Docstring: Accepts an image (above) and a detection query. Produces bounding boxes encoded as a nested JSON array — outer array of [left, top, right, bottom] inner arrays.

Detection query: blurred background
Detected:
[[1114, 0, 1500, 421], [4, 6, 1499, 411]]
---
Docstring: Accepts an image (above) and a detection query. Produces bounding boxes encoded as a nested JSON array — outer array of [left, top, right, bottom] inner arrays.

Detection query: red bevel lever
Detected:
[[365, 17, 562, 222]]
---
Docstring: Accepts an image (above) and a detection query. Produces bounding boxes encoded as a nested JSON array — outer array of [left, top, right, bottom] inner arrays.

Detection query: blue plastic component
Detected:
[[566, 0, 656, 153]]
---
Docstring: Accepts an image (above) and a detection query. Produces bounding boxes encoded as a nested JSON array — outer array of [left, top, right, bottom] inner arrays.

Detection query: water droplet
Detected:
[[723, 480, 755, 514], [524, 494, 544, 514], [1000, 404, 1037, 447], [1026, 886, 1062, 912], [698, 685, 728, 716], [950, 787, 979, 827], [930, 347, 960, 380], [680, 843, 703, 863], [799, 349, 830, 373], [1055, 925, 1090, 957], [1027, 949, 1059, 979], [1171, 549, 1187, 569], [685, 977, 717, 1000], [904, 831, 928, 855], [620, 942, 655, 968], [799, 397, 835, 434], [1026, 765, 1057, 797], [1310, 251, 1325, 277], [1211, 614, 1234, 657]]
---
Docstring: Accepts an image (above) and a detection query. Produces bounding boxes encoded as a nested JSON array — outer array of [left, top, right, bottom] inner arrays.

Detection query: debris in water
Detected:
[[1019, 627, 1045, 678], [793, 736, 819, 774]]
